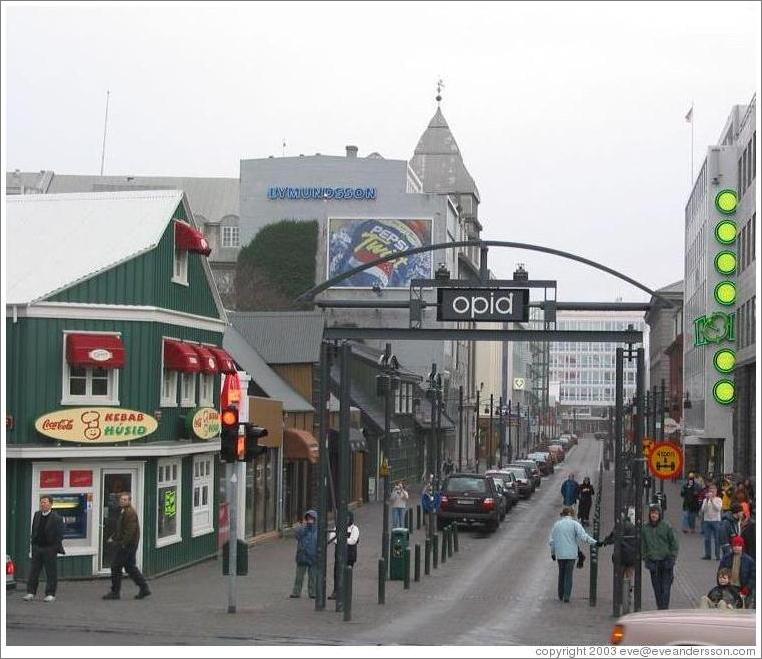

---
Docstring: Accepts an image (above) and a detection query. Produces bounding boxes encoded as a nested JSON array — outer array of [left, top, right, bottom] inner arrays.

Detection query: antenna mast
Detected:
[[100, 90, 110, 175]]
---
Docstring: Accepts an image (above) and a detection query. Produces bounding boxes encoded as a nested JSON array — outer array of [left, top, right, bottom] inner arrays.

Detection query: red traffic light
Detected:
[[221, 406, 238, 428]]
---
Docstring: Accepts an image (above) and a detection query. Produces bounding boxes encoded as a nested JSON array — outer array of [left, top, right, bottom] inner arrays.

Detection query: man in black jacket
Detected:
[[102, 492, 150, 600], [23, 495, 65, 602]]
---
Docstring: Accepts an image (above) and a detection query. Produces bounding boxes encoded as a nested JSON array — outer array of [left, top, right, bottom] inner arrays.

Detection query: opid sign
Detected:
[[437, 288, 529, 322], [35, 408, 158, 443]]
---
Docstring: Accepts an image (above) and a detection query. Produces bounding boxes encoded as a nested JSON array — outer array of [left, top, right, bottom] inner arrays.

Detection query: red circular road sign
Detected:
[[648, 441, 683, 480]]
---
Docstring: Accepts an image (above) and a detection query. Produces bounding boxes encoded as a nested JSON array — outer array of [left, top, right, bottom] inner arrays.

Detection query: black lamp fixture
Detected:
[[435, 262, 451, 280], [683, 391, 692, 409]]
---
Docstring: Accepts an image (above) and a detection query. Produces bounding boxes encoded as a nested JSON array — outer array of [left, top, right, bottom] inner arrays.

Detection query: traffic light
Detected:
[[220, 406, 239, 463], [242, 423, 268, 461]]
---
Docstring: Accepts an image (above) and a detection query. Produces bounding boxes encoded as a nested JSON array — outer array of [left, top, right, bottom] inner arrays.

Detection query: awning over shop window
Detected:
[[284, 429, 319, 464], [164, 340, 201, 373], [209, 347, 237, 374], [192, 345, 219, 374], [328, 428, 368, 452], [175, 220, 211, 256], [66, 333, 126, 369]]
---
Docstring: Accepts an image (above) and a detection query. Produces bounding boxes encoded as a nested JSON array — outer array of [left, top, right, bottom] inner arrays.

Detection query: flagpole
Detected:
[[100, 90, 110, 176], [690, 100, 694, 183]]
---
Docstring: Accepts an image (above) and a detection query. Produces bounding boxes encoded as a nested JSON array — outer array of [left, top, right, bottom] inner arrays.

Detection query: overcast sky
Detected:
[[4, 1, 760, 302]]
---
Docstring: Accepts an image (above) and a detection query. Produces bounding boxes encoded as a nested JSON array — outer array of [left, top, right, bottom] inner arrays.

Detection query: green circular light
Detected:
[[715, 189, 738, 215], [714, 251, 737, 275], [713, 380, 735, 405], [714, 281, 737, 306], [715, 220, 737, 245], [713, 349, 736, 373]]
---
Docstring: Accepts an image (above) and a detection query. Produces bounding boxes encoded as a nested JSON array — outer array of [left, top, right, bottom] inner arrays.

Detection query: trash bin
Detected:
[[389, 528, 409, 581], [652, 491, 667, 511]]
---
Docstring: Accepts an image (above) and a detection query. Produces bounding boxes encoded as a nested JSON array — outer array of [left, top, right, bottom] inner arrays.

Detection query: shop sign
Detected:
[[437, 288, 529, 322], [186, 407, 221, 440], [40, 470, 64, 488], [267, 186, 377, 201], [70, 470, 93, 487], [35, 408, 158, 443]]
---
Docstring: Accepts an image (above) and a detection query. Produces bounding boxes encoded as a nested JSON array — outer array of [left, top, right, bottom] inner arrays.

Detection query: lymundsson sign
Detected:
[[267, 186, 377, 200], [437, 288, 530, 322], [186, 407, 221, 440], [35, 408, 158, 443]]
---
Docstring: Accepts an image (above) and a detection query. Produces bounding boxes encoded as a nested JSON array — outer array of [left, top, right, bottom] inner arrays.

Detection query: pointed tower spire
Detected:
[[436, 78, 444, 105]]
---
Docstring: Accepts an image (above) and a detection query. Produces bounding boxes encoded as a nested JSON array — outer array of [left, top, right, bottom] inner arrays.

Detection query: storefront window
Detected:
[[156, 459, 181, 546], [192, 455, 214, 537]]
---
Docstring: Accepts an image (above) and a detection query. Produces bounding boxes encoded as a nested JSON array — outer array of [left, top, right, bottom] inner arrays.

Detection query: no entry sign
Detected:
[[648, 442, 683, 480]]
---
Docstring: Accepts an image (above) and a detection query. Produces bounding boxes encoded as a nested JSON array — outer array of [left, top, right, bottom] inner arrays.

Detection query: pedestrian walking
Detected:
[[700, 484, 723, 560], [719, 536, 756, 608], [390, 481, 409, 529], [680, 475, 701, 533], [641, 503, 679, 610], [23, 495, 65, 602], [699, 567, 743, 610], [561, 473, 580, 508], [327, 511, 359, 600], [718, 502, 742, 558], [740, 512, 755, 561], [577, 477, 594, 526], [548, 507, 599, 603], [102, 492, 150, 600], [290, 510, 318, 599]]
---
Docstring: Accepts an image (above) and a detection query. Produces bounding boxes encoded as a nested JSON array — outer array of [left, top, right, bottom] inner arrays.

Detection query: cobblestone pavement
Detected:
[[4, 435, 721, 646]]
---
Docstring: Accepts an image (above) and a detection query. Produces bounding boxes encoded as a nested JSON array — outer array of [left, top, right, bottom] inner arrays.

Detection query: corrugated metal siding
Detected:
[[6, 317, 222, 446], [141, 456, 218, 576], [272, 364, 313, 403], [48, 204, 220, 320]]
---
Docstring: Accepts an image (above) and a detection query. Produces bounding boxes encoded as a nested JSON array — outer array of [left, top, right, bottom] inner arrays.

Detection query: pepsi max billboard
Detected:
[[437, 288, 529, 322]]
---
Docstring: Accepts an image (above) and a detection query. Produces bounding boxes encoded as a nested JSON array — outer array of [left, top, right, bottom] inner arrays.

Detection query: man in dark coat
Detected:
[[23, 495, 65, 602], [102, 493, 150, 600], [290, 510, 318, 598], [561, 473, 580, 508]]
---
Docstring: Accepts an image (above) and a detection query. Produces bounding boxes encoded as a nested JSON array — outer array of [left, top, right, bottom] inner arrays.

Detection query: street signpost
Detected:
[[647, 442, 684, 480]]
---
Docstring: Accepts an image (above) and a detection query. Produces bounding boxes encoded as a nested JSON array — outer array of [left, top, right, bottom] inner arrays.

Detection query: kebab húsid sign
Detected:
[[437, 288, 530, 322], [35, 408, 158, 443], [185, 407, 221, 440]]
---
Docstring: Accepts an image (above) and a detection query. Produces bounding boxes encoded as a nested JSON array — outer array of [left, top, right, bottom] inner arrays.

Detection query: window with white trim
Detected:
[[199, 372, 214, 407], [192, 455, 214, 537], [180, 371, 196, 408], [222, 226, 240, 248], [161, 368, 178, 407], [173, 242, 188, 285], [156, 459, 181, 546]]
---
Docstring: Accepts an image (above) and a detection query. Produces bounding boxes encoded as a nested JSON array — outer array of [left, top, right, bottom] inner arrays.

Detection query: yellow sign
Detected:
[[187, 407, 221, 440], [35, 408, 158, 443], [380, 458, 390, 477], [647, 442, 683, 480]]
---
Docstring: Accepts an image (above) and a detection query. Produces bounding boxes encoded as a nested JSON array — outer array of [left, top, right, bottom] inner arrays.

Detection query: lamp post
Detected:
[[488, 394, 494, 470], [498, 396, 504, 468], [475, 390, 480, 473], [377, 343, 399, 569], [507, 399, 512, 464]]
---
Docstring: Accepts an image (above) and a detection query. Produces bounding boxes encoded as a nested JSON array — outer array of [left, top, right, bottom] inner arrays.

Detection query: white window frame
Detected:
[[222, 226, 240, 248], [161, 368, 178, 408], [191, 455, 214, 537], [180, 371, 197, 408], [199, 372, 214, 408], [156, 458, 182, 548], [61, 331, 120, 406], [172, 229, 189, 286]]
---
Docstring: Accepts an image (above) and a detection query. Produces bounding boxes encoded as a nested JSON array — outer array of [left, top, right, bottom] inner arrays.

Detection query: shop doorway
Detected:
[[99, 468, 139, 573]]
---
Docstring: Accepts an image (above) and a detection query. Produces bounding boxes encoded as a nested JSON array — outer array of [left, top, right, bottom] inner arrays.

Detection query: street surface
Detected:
[[5, 435, 720, 645]]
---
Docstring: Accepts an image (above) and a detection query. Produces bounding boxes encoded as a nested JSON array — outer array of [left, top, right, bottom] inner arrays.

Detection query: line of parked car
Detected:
[[436, 434, 579, 533]]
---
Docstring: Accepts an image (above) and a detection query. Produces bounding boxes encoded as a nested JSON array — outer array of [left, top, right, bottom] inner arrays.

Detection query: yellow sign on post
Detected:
[[648, 442, 684, 480]]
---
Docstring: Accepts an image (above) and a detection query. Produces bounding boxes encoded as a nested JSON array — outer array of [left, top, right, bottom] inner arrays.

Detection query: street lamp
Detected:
[[377, 343, 399, 568]]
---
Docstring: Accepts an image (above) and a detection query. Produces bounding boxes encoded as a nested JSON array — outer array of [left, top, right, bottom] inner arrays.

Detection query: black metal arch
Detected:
[[296, 239, 674, 307]]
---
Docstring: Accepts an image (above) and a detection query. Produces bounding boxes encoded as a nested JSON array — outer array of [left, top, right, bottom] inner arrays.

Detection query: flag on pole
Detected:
[[685, 106, 693, 123]]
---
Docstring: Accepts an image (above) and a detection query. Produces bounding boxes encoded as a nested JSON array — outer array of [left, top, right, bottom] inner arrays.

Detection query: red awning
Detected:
[[209, 347, 236, 374], [66, 333, 126, 369], [192, 345, 219, 374], [164, 340, 201, 373], [175, 221, 211, 256], [283, 429, 319, 464]]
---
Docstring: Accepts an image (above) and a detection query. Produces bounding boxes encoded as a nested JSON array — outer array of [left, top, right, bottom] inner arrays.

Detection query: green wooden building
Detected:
[[5, 190, 236, 579]]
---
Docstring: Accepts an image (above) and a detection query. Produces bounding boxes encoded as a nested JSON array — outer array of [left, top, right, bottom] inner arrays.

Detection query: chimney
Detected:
[[346, 145, 358, 158]]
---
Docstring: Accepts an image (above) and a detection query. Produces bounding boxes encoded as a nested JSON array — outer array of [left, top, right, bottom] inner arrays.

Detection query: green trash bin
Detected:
[[389, 528, 409, 580]]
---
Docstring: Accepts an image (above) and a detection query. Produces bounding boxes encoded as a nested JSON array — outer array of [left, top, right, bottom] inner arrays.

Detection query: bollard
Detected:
[[453, 524, 459, 553], [424, 538, 431, 575], [447, 525, 454, 557], [343, 565, 353, 621], [404, 547, 411, 590], [432, 534, 439, 569], [414, 543, 421, 582], [378, 558, 385, 605], [416, 505, 422, 530], [441, 530, 447, 564], [406, 508, 412, 533]]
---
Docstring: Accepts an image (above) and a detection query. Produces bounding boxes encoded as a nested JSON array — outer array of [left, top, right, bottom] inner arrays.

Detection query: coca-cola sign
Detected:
[[437, 288, 529, 322], [35, 408, 158, 443]]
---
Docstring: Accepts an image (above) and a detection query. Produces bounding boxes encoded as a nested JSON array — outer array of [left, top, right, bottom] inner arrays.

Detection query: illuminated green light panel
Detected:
[[715, 189, 738, 215], [714, 281, 737, 306], [715, 220, 738, 245], [714, 251, 737, 275], [713, 349, 736, 373], [713, 379, 735, 405]]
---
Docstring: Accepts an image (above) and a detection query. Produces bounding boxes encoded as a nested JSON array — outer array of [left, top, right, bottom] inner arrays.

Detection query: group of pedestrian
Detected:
[[559, 473, 595, 526], [23, 493, 150, 603]]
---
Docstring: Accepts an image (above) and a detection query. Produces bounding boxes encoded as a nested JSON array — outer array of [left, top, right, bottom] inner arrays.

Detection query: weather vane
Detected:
[[436, 78, 444, 104]]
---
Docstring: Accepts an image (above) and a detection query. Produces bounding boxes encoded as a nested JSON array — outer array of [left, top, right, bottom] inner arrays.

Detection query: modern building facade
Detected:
[[683, 98, 756, 477]]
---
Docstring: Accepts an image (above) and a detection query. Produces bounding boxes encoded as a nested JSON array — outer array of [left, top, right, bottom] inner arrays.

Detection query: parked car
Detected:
[[503, 466, 533, 498], [437, 473, 502, 532], [513, 459, 542, 488], [491, 480, 508, 521], [485, 469, 519, 509], [548, 445, 565, 463], [507, 463, 536, 492], [6, 555, 16, 590], [528, 452, 554, 475], [610, 609, 755, 646], [594, 432, 605, 441]]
